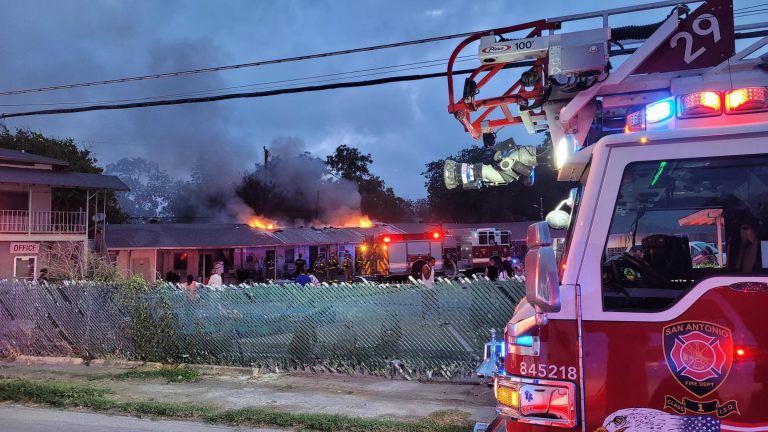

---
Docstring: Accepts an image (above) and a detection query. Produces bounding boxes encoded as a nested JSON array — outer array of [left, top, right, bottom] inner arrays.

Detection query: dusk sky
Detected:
[[0, 1, 764, 199]]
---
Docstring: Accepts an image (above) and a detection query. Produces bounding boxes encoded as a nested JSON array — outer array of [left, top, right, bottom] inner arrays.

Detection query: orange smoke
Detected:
[[247, 216, 276, 230]]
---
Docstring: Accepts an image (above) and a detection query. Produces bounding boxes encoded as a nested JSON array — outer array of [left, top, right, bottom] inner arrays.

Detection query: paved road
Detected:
[[0, 405, 283, 432]]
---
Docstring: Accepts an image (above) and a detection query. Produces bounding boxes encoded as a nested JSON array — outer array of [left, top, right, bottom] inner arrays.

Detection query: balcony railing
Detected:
[[0, 210, 87, 234]]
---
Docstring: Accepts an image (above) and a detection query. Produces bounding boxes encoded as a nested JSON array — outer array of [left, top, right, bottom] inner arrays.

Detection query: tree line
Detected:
[[0, 127, 572, 224]]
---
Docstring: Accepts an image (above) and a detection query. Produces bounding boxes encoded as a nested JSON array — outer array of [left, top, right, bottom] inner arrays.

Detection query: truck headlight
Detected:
[[495, 374, 577, 428], [554, 135, 578, 170]]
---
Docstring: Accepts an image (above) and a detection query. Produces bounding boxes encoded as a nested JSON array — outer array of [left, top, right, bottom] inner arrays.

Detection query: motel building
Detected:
[[105, 223, 396, 283], [0, 148, 128, 280], [105, 222, 537, 283]]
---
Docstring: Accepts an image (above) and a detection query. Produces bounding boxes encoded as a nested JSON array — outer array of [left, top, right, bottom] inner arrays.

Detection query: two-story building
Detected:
[[0, 148, 128, 280]]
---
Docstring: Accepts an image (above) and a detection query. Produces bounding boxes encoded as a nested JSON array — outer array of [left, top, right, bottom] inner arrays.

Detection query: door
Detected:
[[198, 253, 212, 280], [309, 246, 318, 271], [576, 136, 768, 429], [132, 257, 152, 281]]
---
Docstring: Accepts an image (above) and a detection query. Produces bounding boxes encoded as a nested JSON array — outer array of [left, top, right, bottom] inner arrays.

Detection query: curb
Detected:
[[5, 355, 262, 378], [182, 363, 260, 377], [13, 355, 84, 366]]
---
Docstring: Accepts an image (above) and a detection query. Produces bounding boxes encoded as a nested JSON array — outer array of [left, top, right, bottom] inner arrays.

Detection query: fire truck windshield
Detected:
[[601, 154, 768, 312]]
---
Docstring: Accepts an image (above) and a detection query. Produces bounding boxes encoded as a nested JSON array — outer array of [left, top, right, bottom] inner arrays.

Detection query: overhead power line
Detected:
[[3, 4, 766, 99], [0, 29, 502, 97], [0, 55, 476, 108], [2, 23, 765, 118], [0, 65, 513, 119]]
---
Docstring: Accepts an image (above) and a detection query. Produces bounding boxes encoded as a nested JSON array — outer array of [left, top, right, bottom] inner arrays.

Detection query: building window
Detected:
[[174, 252, 189, 271], [14, 256, 36, 280], [601, 155, 768, 312]]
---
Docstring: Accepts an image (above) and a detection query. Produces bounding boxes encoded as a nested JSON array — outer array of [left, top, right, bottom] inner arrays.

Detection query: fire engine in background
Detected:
[[357, 231, 444, 281], [358, 228, 530, 280], [447, 227, 527, 274], [442, 0, 768, 430]]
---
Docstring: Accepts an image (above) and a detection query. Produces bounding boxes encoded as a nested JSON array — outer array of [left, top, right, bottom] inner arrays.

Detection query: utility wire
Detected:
[[0, 61, 538, 119], [0, 56, 475, 108], [734, 2, 768, 11], [5, 26, 767, 120], [0, 29, 506, 97], [3, 4, 766, 99]]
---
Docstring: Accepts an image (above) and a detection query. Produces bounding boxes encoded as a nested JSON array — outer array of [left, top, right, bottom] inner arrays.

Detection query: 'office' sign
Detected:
[[10, 243, 39, 254]]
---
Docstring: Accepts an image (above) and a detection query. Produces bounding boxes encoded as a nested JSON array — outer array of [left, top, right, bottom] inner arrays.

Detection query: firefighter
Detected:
[[294, 253, 306, 276], [313, 256, 326, 282], [326, 251, 339, 282], [342, 252, 353, 282]]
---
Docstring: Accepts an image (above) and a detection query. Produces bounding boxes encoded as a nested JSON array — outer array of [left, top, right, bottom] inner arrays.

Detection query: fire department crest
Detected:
[[663, 321, 733, 398]]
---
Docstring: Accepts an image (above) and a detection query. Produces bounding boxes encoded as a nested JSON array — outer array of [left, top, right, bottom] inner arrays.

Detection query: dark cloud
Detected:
[[0, 0, 691, 198]]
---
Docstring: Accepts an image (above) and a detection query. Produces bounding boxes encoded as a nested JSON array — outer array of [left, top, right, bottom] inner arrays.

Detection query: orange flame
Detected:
[[247, 216, 276, 230], [337, 214, 373, 228], [358, 215, 373, 228]]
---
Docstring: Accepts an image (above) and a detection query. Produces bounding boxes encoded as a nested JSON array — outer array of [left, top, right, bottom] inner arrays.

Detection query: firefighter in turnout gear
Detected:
[[294, 254, 306, 277], [326, 251, 339, 282], [342, 252, 353, 282], [313, 257, 326, 281]]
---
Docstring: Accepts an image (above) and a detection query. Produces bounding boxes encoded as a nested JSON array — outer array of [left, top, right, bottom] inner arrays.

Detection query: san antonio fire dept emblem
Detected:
[[663, 321, 733, 398]]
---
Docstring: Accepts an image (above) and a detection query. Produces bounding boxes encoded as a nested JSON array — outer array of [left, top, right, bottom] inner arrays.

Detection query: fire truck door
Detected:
[[430, 242, 442, 270], [573, 134, 768, 429], [388, 243, 407, 274]]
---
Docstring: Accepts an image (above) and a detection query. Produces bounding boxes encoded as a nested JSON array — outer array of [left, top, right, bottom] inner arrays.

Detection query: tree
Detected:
[[422, 134, 572, 223], [105, 157, 181, 218], [326, 145, 413, 222], [326, 144, 373, 182], [0, 127, 128, 223]]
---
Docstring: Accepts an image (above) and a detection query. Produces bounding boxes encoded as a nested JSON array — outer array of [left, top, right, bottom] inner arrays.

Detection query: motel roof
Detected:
[[105, 221, 555, 251], [0, 148, 70, 167], [106, 223, 281, 250]]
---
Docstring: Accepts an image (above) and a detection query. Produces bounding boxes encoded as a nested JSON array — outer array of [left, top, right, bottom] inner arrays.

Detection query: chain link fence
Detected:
[[0, 278, 524, 380]]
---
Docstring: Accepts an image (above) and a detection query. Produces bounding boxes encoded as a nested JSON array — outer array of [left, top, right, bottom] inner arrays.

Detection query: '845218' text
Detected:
[[518, 362, 577, 380]]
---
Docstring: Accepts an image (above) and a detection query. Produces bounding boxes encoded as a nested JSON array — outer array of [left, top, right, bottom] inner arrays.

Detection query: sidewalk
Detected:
[[0, 358, 496, 423], [0, 405, 283, 432]]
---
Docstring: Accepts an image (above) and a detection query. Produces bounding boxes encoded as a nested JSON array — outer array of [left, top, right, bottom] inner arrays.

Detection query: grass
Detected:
[[112, 367, 200, 383], [0, 378, 472, 432]]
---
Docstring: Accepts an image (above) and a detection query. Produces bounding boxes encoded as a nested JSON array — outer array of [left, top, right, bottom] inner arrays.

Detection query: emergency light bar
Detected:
[[624, 87, 768, 133], [376, 232, 443, 243]]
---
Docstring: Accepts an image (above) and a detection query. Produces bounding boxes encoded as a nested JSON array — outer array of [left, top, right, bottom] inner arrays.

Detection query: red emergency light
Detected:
[[677, 91, 722, 118], [376, 232, 444, 243], [725, 87, 768, 114]]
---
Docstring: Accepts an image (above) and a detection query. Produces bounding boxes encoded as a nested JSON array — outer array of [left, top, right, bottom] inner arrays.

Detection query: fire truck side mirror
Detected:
[[524, 222, 561, 313]]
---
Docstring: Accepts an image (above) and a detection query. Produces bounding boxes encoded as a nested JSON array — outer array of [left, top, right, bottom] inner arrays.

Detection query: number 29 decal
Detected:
[[671, 14, 721, 64]]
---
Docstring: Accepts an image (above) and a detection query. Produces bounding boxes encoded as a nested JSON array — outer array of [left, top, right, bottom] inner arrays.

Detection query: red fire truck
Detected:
[[447, 227, 527, 274], [444, 1, 768, 430], [358, 231, 444, 280]]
